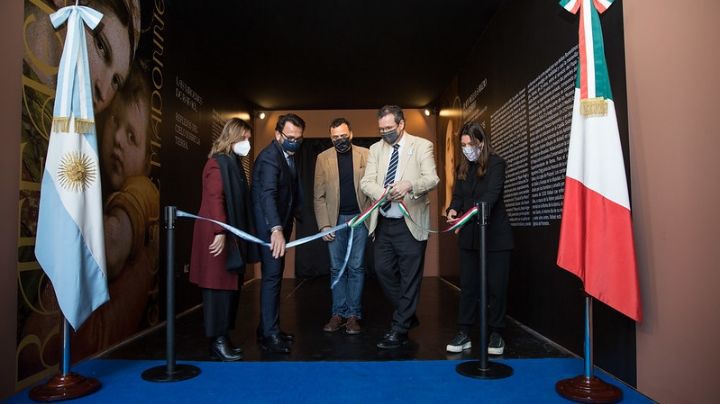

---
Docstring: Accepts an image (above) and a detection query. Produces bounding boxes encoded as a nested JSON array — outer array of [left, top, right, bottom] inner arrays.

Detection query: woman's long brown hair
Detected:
[[456, 122, 493, 180]]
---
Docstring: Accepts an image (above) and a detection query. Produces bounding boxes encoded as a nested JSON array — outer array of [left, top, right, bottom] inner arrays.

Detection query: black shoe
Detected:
[[377, 331, 408, 350], [488, 332, 505, 355], [210, 336, 243, 361], [446, 331, 472, 353], [226, 336, 243, 355], [381, 316, 418, 339], [260, 334, 291, 353], [279, 330, 295, 342], [256, 328, 295, 343]]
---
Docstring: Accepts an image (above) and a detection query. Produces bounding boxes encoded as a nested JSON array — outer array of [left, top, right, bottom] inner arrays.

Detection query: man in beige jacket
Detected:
[[314, 118, 370, 334], [360, 105, 440, 349]]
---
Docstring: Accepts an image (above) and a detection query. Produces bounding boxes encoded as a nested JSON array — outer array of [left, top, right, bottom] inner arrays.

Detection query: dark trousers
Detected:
[[258, 228, 291, 337], [457, 248, 511, 334], [201, 288, 240, 338], [374, 217, 427, 333]]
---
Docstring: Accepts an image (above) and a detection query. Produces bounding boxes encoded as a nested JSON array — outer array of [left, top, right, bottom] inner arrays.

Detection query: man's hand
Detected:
[[446, 209, 458, 223], [321, 226, 335, 242], [388, 180, 413, 201], [209, 234, 226, 257], [270, 230, 286, 259]]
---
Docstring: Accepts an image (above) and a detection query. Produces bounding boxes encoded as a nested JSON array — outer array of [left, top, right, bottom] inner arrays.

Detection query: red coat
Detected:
[[189, 158, 240, 290]]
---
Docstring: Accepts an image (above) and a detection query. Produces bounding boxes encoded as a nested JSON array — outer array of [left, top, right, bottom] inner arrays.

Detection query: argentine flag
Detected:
[[35, 5, 109, 331]]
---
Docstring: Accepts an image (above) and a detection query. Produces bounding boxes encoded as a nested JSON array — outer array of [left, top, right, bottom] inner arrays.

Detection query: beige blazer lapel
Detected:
[[327, 150, 339, 202], [352, 146, 363, 191], [377, 140, 391, 186], [397, 134, 415, 181]]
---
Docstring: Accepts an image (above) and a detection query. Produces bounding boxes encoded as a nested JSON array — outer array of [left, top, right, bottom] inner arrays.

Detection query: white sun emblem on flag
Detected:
[[57, 152, 96, 192]]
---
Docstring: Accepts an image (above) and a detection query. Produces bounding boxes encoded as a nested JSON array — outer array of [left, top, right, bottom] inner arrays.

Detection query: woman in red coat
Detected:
[[190, 118, 257, 361]]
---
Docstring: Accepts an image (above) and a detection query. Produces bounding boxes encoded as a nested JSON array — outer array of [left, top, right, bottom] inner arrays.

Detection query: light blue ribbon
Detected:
[[176, 210, 355, 289], [50, 5, 103, 132], [330, 226, 354, 290]]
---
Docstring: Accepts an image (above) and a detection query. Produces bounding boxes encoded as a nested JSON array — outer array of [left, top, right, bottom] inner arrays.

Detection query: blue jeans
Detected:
[[328, 213, 368, 318]]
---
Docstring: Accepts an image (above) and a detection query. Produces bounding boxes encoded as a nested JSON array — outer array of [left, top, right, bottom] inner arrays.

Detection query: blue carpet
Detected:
[[7, 358, 652, 403]]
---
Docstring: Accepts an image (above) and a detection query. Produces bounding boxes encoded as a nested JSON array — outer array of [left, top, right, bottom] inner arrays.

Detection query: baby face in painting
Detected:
[[101, 92, 149, 191]]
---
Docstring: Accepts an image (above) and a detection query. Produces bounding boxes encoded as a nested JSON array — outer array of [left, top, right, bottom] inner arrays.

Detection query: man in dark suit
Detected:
[[251, 113, 305, 353]]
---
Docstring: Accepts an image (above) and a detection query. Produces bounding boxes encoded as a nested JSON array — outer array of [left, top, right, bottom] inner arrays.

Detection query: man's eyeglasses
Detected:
[[281, 131, 302, 142], [379, 125, 398, 134]]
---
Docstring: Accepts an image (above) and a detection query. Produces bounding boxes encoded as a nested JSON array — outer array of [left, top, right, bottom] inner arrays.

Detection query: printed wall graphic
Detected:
[[17, 0, 165, 389]]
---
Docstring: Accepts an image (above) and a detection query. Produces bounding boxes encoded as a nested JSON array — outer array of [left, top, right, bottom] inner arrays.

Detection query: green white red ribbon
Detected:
[[347, 189, 389, 228], [560, 0, 614, 103], [398, 202, 478, 233]]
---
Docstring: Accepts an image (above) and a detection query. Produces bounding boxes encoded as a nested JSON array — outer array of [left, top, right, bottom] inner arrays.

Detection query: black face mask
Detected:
[[280, 131, 303, 153], [382, 129, 399, 145], [333, 137, 352, 153]]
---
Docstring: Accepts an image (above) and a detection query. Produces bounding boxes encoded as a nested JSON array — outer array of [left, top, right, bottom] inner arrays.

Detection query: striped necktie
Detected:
[[381, 144, 400, 211]]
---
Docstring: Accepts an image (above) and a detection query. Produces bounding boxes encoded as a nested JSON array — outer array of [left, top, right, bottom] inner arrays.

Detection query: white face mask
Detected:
[[232, 140, 251, 156], [462, 145, 479, 162]]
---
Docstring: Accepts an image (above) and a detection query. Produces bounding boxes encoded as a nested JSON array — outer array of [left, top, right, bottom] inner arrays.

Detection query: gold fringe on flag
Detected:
[[580, 98, 608, 117], [74, 118, 95, 134], [51, 117, 70, 133]]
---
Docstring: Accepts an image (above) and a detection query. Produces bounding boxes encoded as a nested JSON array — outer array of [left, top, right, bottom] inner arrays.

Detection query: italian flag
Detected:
[[557, 0, 641, 321]]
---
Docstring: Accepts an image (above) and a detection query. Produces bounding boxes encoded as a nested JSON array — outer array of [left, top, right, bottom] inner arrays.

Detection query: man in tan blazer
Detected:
[[314, 118, 370, 334], [360, 105, 439, 349]]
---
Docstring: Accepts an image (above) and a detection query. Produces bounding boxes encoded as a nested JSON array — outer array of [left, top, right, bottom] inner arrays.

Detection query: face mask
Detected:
[[462, 145, 479, 162], [281, 136, 302, 154], [382, 129, 399, 145], [333, 137, 352, 153], [232, 140, 251, 156]]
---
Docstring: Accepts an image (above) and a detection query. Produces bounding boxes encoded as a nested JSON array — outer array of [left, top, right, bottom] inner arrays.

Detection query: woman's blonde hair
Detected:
[[209, 118, 251, 157]]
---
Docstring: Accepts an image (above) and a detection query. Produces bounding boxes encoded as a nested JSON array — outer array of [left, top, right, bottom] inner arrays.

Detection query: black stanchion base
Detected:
[[29, 373, 101, 402], [456, 360, 514, 380], [141, 364, 201, 383], [556, 375, 623, 403]]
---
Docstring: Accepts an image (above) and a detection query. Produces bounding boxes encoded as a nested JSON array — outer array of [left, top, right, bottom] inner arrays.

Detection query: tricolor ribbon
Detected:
[[347, 189, 389, 228], [398, 203, 479, 233], [50, 5, 103, 133], [560, 0, 614, 116]]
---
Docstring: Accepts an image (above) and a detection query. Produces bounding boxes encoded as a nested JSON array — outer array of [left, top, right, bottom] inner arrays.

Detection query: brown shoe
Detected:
[[345, 316, 361, 334], [323, 315, 345, 332]]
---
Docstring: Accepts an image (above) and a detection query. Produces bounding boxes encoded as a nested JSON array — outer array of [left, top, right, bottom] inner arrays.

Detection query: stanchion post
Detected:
[[166, 205, 176, 374], [477, 201, 489, 370], [456, 202, 513, 380], [142, 206, 201, 382]]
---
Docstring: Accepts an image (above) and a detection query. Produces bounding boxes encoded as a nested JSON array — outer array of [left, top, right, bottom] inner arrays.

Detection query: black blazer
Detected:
[[251, 140, 303, 239], [448, 154, 513, 251]]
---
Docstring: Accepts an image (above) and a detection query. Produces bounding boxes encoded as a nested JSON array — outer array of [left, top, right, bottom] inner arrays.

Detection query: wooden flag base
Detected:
[[556, 375, 622, 403], [29, 373, 100, 402]]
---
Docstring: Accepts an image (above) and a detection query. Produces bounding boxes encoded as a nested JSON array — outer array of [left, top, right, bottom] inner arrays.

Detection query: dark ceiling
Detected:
[[172, 0, 503, 110]]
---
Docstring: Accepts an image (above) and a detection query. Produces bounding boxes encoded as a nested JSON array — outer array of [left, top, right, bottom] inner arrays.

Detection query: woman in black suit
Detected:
[[445, 122, 513, 355]]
